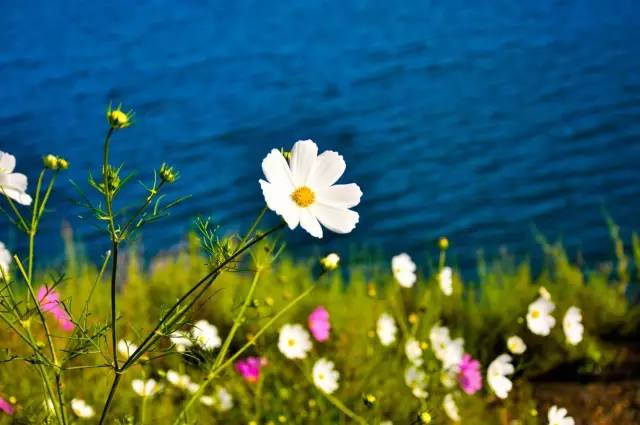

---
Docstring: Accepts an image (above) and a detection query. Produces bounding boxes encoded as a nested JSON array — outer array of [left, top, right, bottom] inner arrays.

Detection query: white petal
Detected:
[[261, 149, 294, 190], [307, 150, 345, 188], [316, 183, 362, 208], [4, 173, 28, 192], [259, 180, 299, 229], [132, 380, 144, 395], [299, 208, 323, 238], [290, 140, 318, 185], [1, 187, 32, 205], [0, 152, 16, 173], [312, 204, 359, 234]]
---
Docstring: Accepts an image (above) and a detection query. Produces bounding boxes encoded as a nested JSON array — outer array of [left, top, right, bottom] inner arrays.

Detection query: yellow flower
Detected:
[[106, 103, 134, 129], [438, 236, 449, 250]]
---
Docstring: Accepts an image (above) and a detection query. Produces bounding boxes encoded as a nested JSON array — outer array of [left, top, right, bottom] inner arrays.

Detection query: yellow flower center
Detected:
[[531, 309, 540, 319], [287, 338, 296, 347], [291, 186, 315, 207]]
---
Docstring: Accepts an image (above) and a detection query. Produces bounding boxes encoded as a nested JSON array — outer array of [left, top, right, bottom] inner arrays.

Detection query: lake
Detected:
[[2, 1, 640, 271]]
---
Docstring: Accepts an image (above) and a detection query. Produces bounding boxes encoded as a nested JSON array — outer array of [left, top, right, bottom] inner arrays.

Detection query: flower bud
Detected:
[[419, 411, 432, 424], [320, 253, 340, 271], [57, 158, 69, 170], [159, 163, 179, 183], [438, 236, 449, 251], [43, 154, 58, 170], [106, 103, 134, 129]]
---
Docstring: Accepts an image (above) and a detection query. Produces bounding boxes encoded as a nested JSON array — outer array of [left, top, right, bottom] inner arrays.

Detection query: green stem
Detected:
[[140, 395, 148, 424], [97, 372, 122, 425], [109, 241, 119, 370], [323, 392, 368, 425], [213, 269, 263, 369]]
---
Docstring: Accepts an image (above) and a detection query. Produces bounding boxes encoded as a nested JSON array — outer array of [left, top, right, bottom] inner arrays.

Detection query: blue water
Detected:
[[2, 1, 640, 270]]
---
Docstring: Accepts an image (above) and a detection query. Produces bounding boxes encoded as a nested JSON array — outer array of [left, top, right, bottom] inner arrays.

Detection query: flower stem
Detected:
[[98, 372, 122, 425], [323, 392, 368, 425], [109, 241, 119, 370]]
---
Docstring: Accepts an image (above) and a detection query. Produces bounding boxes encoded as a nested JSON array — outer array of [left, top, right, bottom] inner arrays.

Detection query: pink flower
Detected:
[[235, 357, 266, 383], [37, 286, 74, 331], [458, 354, 482, 394], [308, 306, 330, 342], [0, 397, 14, 415]]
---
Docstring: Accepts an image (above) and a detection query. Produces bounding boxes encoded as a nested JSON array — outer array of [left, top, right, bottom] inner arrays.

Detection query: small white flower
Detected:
[[187, 382, 200, 394], [429, 325, 464, 371], [376, 313, 397, 346], [312, 358, 340, 394], [391, 253, 417, 288], [487, 354, 514, 399], [170, 331, 193, 352], [405, 338, 424, 366], [0, 151, 32, 206], [213, 386, 233, 412], [200, 395, 214, 406], [563, 307, 584, 346], [166, 370, 194, 391], [527, 297, 556, 336], [191, 319, 222, 350], [548, 405, 575, 425], [507, 336, 526, 355], [404, 366, 429, 399], [320, 253, 340, 270], [439, 267, 453, 296], [132, 379, 160, 397], [443, 393, 460, 422], [259, 140, 362, 238], [71, 399, 95, 419], [117, 339, 138, 360], [278, 323, 312, 359], [0, 242, 11, 277]]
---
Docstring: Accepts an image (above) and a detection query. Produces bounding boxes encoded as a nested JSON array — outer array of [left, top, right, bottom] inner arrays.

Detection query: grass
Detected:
[[1, 225, 638, 425]]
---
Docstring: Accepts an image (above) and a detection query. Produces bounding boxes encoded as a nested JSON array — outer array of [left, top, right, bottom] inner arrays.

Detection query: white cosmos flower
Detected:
[[170, 331, 192, 352], [439, 267, 453, 296], [507, 336, 526, 355], [443, 393, 461, 422], [376, 313, 397, 346], [404, 366, 429, 399], [71, 399, 95, 419], [487, 354, 514, 399], [0, 242, 11, 277], [214, 386, 234, 412], [132, 379, 161, 397], [391, 253, 417, 288], [312, 358, 340, 394], [191, 319, 222, 350], [117, 339, 138, 360], [405, 338, 424, 366], [278, 323, 312, 359], [548, 405, 575, 425], [202, 387, 234, 412], [563, 307, 584, 346], [527, 297, 556, 336], [429, 325, 464, 371], [166, 370, 194, 391], [259, 140, 362, 238], [0, 151, 32, 206]]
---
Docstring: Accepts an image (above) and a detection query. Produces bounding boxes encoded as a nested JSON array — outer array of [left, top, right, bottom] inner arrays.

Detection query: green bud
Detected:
[[159, 163, 179, 183]]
